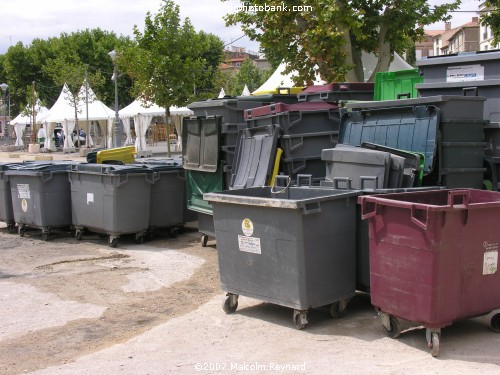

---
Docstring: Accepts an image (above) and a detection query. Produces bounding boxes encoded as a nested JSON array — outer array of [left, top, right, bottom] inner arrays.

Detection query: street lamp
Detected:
[[108, 50, 122, 148], [0, 83, 8, 146]]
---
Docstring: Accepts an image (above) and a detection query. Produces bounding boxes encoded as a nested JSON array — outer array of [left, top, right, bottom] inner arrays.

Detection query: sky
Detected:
[[0, 0, 485, 55]]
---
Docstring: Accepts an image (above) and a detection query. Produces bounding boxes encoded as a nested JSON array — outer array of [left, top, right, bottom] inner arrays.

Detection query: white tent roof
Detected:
[[10, 99, 49, 125], [253, 52, 413, 94], [77, 83, 114, 121], [119, 98, 193, 118], [43, 84, 76, 123]]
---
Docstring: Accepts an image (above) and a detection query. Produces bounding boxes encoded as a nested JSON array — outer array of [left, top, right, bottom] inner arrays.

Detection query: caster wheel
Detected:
[[41, 232, 50, 241], [222, 294, 238, 314], [329, 299, 348, 319], [429, 332, 440, 357], [293, 310, 308, 330], [7, 224, 16, 234], [201, 234, 208, 247], [19, 226, 26, 237], [386, 316, 401, 339], [135, 234, 144, 244], [169, 227, 179, 238], [491, 313, 500, 333], [75, 230, 83, 241], [109, 237, 118, 248]]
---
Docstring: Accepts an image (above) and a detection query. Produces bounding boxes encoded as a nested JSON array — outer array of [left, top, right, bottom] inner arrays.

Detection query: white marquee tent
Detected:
[[10, 99, 49, 146], [119, 99, 192, 153], [77, 83, 114, 148], [253, 52, 413, 94]]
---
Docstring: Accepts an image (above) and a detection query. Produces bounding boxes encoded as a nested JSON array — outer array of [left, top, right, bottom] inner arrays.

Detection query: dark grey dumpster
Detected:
[[204, 180, 361, 329], [0, 162, 28, 234], [69, 163, 154, 247], [6, 162, 74, 240]]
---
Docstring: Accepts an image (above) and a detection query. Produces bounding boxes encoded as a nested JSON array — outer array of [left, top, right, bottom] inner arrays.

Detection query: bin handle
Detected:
[[360, 199, 378, 220], [447, 190, 470, 208], [360, 176, 378, 190], [302, 201, 322, 215], [397, 92, 411, 99], [148, 172, 159, 184], [271, 175, 291, 194], [41, 171, 53, 183], [411, 204, 430, 231], [296, 174, 312, 187], [462, 87, 478, 97], [332, 177, 352, 190]]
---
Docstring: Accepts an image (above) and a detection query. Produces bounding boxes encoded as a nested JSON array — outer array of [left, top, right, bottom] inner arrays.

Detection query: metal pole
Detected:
[[113, 63, 122, 148]]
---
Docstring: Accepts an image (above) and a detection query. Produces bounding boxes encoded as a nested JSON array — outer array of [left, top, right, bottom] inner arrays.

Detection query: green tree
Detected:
[[223, 0, 460, 83], [121, 0, 224, 155], [481, 1, 500, 44]]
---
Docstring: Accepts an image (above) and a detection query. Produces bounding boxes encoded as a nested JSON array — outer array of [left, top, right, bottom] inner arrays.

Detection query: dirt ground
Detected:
[[0, 151, 500, 374]]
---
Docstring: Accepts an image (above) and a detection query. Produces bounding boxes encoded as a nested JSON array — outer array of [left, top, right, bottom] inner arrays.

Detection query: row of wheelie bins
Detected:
[[0, 159, 189, 247]]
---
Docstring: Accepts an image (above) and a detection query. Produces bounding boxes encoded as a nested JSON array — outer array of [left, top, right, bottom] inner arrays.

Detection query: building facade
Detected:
[[479, 2, 500, 50]]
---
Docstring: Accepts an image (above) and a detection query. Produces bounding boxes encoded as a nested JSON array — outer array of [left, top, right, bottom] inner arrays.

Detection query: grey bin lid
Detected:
[[339, 104, 439, 174], [416, 51, 500, 66], [72, 163, 152, 174], [182, 116, 221, 172], [230, 124, 280, 189], [343, 95, 486, 110]]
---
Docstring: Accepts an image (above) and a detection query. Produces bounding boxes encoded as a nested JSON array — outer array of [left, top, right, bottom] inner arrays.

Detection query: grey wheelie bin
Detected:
[[5, 161, 74, 240], [138, 160, 186, 237], [204, 177, 361, 329], [0, 162, 29, 234], [68, 163, 154, 247]]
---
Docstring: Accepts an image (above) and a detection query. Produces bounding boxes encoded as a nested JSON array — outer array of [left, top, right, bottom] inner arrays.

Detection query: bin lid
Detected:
[[230, 124, 280, 190], [344, 95, 486, 110], [340, 104, 439, 174], [71, 163, 152, 174], [416, 79, 500, 90], [182, 116, 221, 172], [416, 51, 500, 66]]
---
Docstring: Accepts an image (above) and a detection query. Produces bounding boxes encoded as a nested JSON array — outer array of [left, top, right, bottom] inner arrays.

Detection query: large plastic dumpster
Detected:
[[0, 162, 28, 233], [358, 189, 500, 356], [204, 177, 361, 329], [6, 162, 74, 240], [132, 159, 186, 236], [373, 69, 423, 101], [68, 163, 154, 247]]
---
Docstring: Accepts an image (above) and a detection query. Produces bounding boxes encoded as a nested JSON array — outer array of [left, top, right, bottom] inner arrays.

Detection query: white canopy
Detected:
[[42, 84, 76, 151], [241, 85, 251, 96], [119, 98, 192, 153], [253, 52, 413, 94], [10, 99, 49, 147]]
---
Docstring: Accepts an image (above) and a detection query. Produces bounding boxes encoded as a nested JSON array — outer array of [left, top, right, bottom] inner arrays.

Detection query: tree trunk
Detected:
[[368, 22, 392, 82], [166, 106, 171, 158]]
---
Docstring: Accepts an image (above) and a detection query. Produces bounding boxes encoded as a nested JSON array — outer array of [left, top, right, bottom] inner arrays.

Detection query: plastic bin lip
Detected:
[[417, 50, 500, 66], [345, 95, 486, 110], [358, 189, 500, 212], [204, 188, 361, 209], [416, 79, 500, 89]]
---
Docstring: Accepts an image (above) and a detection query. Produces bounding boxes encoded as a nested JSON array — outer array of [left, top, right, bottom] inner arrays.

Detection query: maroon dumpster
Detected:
[[358, 189, 500, 356]]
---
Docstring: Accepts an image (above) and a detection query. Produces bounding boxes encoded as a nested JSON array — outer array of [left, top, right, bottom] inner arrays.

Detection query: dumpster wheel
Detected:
[[109, 236, 118, 248], [7, 224, 16, 234], [75, 229, 83, 241], [135, 233, 145, 244], [426, 329, 441, 357], [491, 313, 500, 333], [223, 294, 238, 314], [18, 225, 26, 237], [201, 234, 209, 247], [382, 315, 401, 339], [329, 299, 348, 319], [41, 232, 50, 241], [293, 310, 308, 330]]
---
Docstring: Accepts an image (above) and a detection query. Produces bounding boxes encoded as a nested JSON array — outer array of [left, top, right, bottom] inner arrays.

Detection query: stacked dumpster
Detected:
[[416, 50, 500, 190]]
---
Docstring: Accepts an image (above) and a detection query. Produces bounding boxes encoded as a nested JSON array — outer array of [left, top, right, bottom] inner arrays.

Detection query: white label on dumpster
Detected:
[[446, 64, 484, 82], [241, 218, 254, 237], [17, 184, 30, 199], [238, 235, 261, 254], [483, 241, 498, 275], [87, 193, 94, 204]]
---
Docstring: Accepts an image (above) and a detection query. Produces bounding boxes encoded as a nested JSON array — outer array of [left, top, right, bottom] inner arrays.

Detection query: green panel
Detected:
[[374, 69, 423, 101], [186, 164, 223, 214]]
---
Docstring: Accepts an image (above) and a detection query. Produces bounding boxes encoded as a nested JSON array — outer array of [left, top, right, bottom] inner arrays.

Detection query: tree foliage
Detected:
[[214, 59, 272, 96], [121, 0, 223, 108], [223, 0, 460, 82], [481, 0, 500, 44]]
